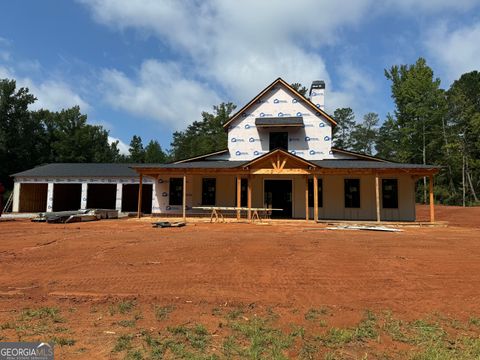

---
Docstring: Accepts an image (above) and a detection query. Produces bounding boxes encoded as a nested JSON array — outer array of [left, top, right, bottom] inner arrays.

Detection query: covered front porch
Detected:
[[132, 149, 439, 224]]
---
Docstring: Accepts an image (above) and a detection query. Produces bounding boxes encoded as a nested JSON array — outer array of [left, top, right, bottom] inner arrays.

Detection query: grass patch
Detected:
[[223, 316, 297, 359], [20, 307, 65, 323], [469, 317, 480, 327], [118, 319, 136, 328], [113, 334, 133, 352], [109, 300, 136, 316], [226, 308, 244, 320], [154, 305, 175, 321], [305, 307, 328, 321], [51, 337, 76, 346], [320, 310, 378, 348]]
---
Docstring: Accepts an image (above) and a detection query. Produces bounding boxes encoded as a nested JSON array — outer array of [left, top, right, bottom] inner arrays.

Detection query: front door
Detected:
[[264, 180, 292, 218]]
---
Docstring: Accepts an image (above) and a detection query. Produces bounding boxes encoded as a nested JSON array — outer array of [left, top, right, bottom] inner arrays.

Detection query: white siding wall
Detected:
[[151, 174, 415, 221]]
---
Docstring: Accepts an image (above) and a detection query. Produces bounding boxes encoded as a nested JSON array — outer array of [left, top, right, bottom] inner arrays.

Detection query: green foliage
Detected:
[[384, 57, 446, 164], [0, 78, 121, 190], [291, 82, 308, 96], [170, 102, 235, 161], [128, 135, 145, 163], [351, 112, 379, 155], [375, 113, 401, 160], [332, 107, 356, 149], [144, 140, 168, 163]]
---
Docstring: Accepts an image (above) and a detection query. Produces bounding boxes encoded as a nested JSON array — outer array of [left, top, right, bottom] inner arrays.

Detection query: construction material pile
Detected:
[[32, 209, 118, 224]]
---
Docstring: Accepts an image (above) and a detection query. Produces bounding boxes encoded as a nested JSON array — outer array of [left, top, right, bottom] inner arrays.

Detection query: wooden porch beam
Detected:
[[182, 174, 187, 223], [247, 175, 252, 220], [429, 174, 435, 223], [236, 176, 241, 220], [313, 174, 318, 222], [305, 175, 309, 222], [375, 173, 381, 223], [137, 174, 143, 218]]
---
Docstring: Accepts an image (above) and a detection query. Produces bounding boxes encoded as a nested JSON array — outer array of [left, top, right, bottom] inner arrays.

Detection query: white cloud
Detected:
[[27, 79, 91, 112], [0, 65, 90, 112], [101, 60, 220, 129], [80, 0, 479, 122], [425, 21, 480, 83], [108, 136, 129, 155]]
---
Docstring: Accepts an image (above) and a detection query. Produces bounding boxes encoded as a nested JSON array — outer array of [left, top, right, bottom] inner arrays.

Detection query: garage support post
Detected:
[[115, 183, 123, 211], [46, 182, 54, 212], [80, 183, 87, 210]]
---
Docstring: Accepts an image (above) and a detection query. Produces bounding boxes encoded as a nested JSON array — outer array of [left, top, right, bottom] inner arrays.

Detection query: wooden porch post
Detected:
[[313, 174, 318, 222], [236, 176, 241, 220], [429, 174, 435, 223], [182, 174, 187, 223], [375, 173, 381, 223], [247, 175, 252, 220], [137, 174, 143, 218], [305, 175, 309, 221]]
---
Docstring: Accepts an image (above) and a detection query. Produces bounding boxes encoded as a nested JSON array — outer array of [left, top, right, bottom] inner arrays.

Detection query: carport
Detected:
[[52, 183, 82, 211], [87, 183, 117, 209], [122, 184, 152, 214], [19, 183, 48, 212]]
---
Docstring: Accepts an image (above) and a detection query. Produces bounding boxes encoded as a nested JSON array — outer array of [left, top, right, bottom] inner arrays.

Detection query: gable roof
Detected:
[[223, 77, 337, 129], [241, 148, 317, 169]]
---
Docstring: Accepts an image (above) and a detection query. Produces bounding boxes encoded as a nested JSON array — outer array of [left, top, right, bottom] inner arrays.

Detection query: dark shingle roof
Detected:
[[131, 161, 247, 169], [12, 163, 139, 177], [312, 160, 438, 169], [255, 116, 304, 127], [13, 159, 439, 178]]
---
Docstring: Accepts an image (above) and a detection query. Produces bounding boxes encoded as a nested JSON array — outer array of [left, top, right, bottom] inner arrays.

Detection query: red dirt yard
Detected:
[[0, 205, 479, 359]]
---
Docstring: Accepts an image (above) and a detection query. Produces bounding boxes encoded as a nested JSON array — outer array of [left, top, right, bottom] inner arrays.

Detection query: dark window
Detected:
[[382, 179, 398, 208], [169, 178, 183, 205], [308, 178, 323, 208], [269, 132, 288, 151], [344, 179, 360, 208], [202, 178, 216, 205], [235, 178, 248, 207]]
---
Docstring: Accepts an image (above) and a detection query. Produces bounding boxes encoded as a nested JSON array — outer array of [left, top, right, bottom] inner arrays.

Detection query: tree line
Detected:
[[1, 57, 479, 205], [332, 59, 479, 205], [0, 78, 169, 190]]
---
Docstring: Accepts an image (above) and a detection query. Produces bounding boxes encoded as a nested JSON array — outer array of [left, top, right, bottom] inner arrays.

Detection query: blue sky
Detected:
[[1, 1, 479, 154]]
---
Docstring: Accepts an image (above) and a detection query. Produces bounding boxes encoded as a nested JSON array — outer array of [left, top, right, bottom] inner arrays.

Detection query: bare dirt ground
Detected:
[[0, 205, 479, 359]]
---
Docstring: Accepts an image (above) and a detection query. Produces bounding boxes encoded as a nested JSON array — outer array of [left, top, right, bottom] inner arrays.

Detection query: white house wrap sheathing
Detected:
[[226, 84, 334, 161]]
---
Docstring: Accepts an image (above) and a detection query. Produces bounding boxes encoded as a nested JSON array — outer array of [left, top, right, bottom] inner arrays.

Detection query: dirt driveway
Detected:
[[0, 205, 479, 358]]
